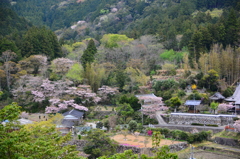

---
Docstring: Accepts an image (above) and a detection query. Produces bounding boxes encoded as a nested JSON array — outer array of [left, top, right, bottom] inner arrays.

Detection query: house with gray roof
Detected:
[[63, 109, 84, 125], [225, 85, 240, 114], [57, 109, 85, 135], [184, 100, 202, 113], [63, 109, 84, 119], [209, 92, 225, 103]]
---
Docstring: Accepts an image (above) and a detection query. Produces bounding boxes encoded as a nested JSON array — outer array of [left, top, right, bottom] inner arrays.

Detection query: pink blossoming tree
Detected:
[[45, 98, 88, 113], [138, 96, 169, 118], [97, 85, 119, 103], [233, 120, 240, 132], [217, 103, 234, 113]]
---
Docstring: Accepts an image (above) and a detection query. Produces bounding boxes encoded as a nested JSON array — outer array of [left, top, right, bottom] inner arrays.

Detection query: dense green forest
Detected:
[[0, 0, 239, 108], [1, 1, 240, 158]]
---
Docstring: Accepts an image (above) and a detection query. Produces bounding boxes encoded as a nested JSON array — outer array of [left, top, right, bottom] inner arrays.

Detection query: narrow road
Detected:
[[155, 111, 167, 125]]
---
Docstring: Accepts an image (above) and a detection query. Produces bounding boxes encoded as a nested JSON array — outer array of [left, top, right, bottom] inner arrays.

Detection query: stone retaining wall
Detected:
[[169, 113, 236, 126], [155, 125, 223, 133], [117, 142, 188, 156], [67, 140, 188, 155], [214, 137, 240, 148]]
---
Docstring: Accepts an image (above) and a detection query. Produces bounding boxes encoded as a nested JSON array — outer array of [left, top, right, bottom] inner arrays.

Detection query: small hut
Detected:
[[184, 100, 201, 113]]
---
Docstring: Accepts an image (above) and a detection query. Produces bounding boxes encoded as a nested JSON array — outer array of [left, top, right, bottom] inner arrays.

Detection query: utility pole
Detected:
[[189, 144, 196, 159], [141, 106, 143, 126]]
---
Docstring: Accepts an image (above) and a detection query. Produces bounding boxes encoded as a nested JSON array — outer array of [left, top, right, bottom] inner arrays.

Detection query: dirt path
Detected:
[[110, 134, 182, 148]]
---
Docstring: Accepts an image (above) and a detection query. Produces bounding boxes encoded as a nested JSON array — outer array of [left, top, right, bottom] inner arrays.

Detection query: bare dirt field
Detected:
[[111, 134, 182, 148]]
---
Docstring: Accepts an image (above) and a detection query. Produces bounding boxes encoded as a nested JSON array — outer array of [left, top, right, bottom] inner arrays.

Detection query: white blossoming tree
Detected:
[[45, 98, 88, 114], [138, 96, 168, 118], [233, 120, 240, 132], [217, 103, 234, 113]]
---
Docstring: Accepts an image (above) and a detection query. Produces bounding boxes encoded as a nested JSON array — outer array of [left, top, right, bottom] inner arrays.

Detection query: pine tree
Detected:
[[224, 9, 239, 48], [81, 39, 97, 70], [21, 27, 62, 59]]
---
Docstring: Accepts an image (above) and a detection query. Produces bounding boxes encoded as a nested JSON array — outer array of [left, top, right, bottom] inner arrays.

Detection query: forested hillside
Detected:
[[0, 0, 32, 36], [0, 0, 239, 111]]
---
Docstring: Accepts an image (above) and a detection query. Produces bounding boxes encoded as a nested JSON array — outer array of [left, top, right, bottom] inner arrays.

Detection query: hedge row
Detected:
[[191, 123, 218, 127], [147, 128, 212, 144]]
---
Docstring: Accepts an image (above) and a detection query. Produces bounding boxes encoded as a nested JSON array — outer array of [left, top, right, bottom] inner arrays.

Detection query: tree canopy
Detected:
[[0, 103, 83, 159]]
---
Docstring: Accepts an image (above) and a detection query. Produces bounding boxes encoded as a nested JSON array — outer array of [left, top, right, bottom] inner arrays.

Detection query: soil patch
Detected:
[[111, 134, 182, 148]]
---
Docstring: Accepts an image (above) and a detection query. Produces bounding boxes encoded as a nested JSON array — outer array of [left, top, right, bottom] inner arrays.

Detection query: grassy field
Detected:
[[177, 141, 240, 159], [213, 131, 240, 140]]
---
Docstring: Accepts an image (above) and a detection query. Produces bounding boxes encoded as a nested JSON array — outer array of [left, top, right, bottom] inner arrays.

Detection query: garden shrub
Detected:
[[179, 131, 189, 140], [96, 121, 103, 129], [187, 134, 195, 143], [233, 117, 239, 121], [160, 128, 171, 138], [191, 123, 204, 126], [191, 123, 218, 127], [206, 124, 218, 127], [128, 120, 138, 132]]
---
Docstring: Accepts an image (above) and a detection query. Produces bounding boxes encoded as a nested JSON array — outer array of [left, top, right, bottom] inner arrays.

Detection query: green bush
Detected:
[[206, 124, 218, 127], [191, 123, 204, 126], [96, 122, 103, 129], [128, 120, 138, 132], [233, 117, 239, 121], [191, 123, 218, 127]]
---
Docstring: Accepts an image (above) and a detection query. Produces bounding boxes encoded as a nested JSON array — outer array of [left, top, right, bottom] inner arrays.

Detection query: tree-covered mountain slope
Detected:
[[11, 0, 239, 33], [0, 1, 32, 36]]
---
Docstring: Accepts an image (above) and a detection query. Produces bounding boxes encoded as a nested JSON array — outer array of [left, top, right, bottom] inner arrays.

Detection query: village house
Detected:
[[225, 85, 240, 114]]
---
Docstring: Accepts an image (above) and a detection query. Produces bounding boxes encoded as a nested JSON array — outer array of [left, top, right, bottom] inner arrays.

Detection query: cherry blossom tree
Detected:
[[217, 103, 234, 113], [45, 98, 88, 113], [19, 55, 47, 76], [138, 96, 169, 118], [97, 85, 119, 103], [73, 85, 102, 105], [233, 120, 240, 132], [51, 58, 74, 76], [12, 76, 102, 111]]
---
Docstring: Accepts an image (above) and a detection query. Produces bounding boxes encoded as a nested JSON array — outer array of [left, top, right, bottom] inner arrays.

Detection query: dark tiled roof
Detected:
[[225, 85, 240, 104], [209, 92, 225, 100], [185, 100, 201, 106], [62, 119, 75, 127], [63, 109, 84, 119]]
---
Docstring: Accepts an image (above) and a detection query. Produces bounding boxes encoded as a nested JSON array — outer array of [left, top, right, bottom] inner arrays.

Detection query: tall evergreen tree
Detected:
[[224, 9, 239, 48], [80, 39, 97, 70], [21, 27, 62, 60]]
